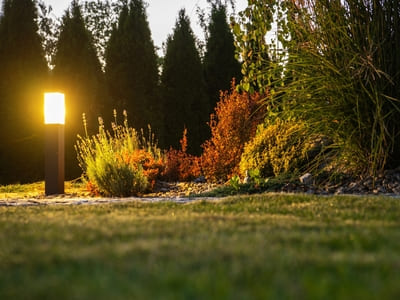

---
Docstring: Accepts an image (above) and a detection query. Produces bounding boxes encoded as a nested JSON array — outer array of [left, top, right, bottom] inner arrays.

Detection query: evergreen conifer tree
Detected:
[[203, 3, 242, 112], [52, 0, 104, 179], [161, 9, 209, 155], [0, 0, 47, 184], [105, 0, 161, 136]]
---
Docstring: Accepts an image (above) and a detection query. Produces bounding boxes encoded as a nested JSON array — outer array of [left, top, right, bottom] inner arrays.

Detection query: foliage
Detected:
[[36, 0, 61, 68], [105, 0, 161, 137], [0, 0, 47, 184], [75, 111, 164, 197], [82, 0, 125, 67], [234, 0, 400, 176], [240, 119, 313, 178], [281, 0, 400, 174], [119, 149, 164, 189], [203, 3, 242, 113], [228, 174, 241, 191], [162, 128, 201, 182], [86, 148, 149, 197], [201, 80, 265, 182], [231, 0, 275, 94], [36, 0, 125, 69], [160, 9, 209, 154]]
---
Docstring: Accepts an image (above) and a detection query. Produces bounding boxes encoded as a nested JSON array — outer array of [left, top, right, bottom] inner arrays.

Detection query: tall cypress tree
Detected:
[[52, 0, 104, 179], [203, 3, 242, 112], [105, 0, 161, 136], [161, 9, 209, 155], [0, 0, 47, 184]]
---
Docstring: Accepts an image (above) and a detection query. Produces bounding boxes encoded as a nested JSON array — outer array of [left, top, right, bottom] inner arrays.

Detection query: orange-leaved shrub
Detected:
[[162, 128, 201, 182], [201, 80, 266, 182], [117, 149, 164, 190]]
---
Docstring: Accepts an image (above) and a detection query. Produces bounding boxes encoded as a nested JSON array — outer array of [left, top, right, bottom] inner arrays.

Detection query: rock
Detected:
[[385, 169, 396, 176], [243, 170, 251, 184], [357, 186, 368, 193], [194, 176, 206, 183], [377, 186, 387, 193], [282, 183, 297, 192], [347, 182, 359, 191], [306, 189, 315, 194], [335, 187, 345, 195], [299, 173, 313, 185]]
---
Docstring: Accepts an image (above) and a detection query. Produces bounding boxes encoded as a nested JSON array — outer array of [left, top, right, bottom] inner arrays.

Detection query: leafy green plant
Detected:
[[248, 169, 264, 186], [228, 175, 241, 191], [75, 110, 163, 197]]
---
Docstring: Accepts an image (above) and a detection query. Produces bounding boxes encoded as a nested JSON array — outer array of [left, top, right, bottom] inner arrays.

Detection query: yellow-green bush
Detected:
[[240, 119, 312, 178], [75, 111, 163, 197]]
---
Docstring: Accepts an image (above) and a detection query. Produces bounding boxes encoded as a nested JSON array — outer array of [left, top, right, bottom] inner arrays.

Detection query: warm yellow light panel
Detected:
[[44, 93, 65, 124]]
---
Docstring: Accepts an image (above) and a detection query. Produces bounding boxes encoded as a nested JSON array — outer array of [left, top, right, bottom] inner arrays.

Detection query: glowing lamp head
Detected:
[[44, 93, 65, 124]]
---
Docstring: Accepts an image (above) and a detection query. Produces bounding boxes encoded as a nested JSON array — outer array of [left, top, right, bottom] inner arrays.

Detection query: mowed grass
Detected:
[[1, 194, 400, 299]]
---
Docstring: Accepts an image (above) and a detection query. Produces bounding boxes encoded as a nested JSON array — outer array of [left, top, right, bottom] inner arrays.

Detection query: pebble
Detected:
[[299, 173, 313, 185]]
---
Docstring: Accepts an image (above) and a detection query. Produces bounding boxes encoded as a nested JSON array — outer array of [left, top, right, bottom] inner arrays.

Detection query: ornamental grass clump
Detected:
[[276, 0, 400, 175], [75, 110, 164, 197], [234, 0, 400, 177]]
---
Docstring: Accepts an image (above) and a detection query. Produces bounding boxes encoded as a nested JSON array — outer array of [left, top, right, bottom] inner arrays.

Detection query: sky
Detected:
[[39, 0, 249, 50]]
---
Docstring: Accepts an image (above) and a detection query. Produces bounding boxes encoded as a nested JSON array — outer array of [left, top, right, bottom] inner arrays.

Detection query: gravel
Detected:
[[3, 170, 400, 207]]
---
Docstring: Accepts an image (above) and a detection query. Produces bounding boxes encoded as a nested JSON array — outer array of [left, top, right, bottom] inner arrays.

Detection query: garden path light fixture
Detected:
[[44, 92, 65, 195]]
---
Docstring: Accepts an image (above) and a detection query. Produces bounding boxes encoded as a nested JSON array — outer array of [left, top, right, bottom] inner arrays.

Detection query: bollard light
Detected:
[[44, 92, 65, 195], [44, 93, 65, 124]]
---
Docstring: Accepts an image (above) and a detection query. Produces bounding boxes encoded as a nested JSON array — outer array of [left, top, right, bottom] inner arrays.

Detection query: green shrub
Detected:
[[240, 119, 312, 178], [85, 145, 148, 197], [75, 111, 162, 197]]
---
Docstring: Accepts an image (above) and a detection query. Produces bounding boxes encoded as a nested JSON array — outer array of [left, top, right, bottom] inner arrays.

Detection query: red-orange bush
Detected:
[[201, 80, 266, 182], [86, 180, 101, 196], [162, 128, 201, 182], [117, 149, 164, 190]]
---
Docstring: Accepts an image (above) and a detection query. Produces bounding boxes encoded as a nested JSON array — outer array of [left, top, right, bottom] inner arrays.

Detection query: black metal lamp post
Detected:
[[44, 92, 65, 195]]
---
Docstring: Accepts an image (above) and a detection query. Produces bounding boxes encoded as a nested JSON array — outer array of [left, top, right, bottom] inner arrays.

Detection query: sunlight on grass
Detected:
[[0, 181, 87, 199]]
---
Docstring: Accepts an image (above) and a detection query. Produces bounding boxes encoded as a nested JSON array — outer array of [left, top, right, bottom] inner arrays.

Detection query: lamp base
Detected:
[[45, 124, 64, 195]]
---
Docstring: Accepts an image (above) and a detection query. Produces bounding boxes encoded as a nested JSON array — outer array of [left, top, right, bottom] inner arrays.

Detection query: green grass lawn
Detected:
[[1, 194, 400, 299]]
